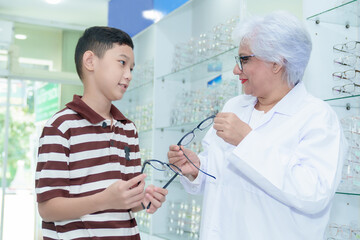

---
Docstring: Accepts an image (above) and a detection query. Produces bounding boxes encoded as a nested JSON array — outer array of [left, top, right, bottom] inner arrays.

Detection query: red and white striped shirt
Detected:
[[35, 95, 141, 240]]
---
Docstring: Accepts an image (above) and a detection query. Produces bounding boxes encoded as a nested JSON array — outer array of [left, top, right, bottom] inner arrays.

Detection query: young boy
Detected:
[[35, 26, 167, 239]]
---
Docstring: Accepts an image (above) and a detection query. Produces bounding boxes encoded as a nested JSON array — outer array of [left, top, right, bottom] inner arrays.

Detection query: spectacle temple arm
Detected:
[[180, 148, 216, 180], [163, 172, 179, 189]]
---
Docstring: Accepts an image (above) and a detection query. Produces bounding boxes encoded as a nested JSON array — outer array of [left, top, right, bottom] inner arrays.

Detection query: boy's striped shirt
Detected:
[[35, 95, 141, 240]]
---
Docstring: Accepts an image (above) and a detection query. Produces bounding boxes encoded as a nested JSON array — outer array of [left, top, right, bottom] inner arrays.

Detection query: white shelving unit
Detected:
[[115, 1, 242, 239], [305, 0, 360, 238], [114, 0, 360, 239]]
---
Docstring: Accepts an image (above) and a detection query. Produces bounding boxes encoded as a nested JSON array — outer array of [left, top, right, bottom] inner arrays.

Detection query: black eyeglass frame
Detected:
[[234, 55, 256, 70], [141, 159, 183, 188], [177, 115, 217, 180]]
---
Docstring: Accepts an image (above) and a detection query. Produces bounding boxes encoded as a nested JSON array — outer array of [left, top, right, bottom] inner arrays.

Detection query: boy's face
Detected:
[[92, 43, 135, 101]]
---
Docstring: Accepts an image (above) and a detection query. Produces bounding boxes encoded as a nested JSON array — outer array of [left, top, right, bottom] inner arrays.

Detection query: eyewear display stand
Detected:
[[306, 0, 360, 238], [114, 0, 360, 239]]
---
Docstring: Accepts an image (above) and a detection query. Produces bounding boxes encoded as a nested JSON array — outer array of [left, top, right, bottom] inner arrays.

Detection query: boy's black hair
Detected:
[[74, 26, 134, 80]]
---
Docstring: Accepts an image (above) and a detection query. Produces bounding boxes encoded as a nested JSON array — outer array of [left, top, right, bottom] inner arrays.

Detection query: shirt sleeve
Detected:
[[228, 108, 348, 215], [35, 123, 71, 203]]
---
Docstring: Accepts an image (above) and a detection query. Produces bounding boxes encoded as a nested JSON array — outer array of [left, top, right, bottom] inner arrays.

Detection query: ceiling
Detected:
[[0, 0, 109, 30]]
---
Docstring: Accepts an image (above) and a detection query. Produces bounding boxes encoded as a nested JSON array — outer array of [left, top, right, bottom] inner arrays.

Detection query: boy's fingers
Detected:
[[128, 179, 145, 196], [146, 186, 167, 195], [128, 199, 145, 210], [147, 191, 166, 204], [145, 185, 155, 192], [154, 187, 168, 197], [127, 191, 146, 205], [126, 174, 146, 188]]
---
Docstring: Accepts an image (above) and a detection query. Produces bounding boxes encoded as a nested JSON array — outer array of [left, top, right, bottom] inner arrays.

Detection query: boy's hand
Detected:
[[143, 185, 168, 214], [100, 174, 146, 210]]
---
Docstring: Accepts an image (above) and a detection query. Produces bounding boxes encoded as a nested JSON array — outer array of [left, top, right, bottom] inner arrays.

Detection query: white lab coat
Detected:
[[180, 82, 347, 240]]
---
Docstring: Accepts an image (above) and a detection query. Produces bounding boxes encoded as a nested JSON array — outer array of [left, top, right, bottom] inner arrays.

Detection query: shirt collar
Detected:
[[66, 95, 129, 124]]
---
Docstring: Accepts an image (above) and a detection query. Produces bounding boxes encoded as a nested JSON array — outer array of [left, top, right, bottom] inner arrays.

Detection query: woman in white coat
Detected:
[[167, 11, 348, 240]]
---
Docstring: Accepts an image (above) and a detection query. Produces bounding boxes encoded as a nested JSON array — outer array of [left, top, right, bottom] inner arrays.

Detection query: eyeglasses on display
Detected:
[[234, 55, 256, 70], [334, 54, 360, 68], [333, 41, 360, 54], [327, 223, 351, 239], [177, 115, 217, 179], [332, 83, 360, 95], [332, 69, 360, 81]]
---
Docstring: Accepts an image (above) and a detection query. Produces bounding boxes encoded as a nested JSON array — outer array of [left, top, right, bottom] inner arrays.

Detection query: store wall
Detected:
[[60, 84, 83, 109], [13, 23, 63, 71], [302, 0, 358, 100], [60, 30, 83, 109], [302, 0, 360, 230], [11, 23, 84, 111], [191, 0, 241, 37], [62, 30, 82, 73], [245, 0, 302, 18]]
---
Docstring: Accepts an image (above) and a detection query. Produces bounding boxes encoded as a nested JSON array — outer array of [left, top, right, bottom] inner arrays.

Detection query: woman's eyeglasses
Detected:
[[234, 55, 255, 70], [177, 115, 217, 179]]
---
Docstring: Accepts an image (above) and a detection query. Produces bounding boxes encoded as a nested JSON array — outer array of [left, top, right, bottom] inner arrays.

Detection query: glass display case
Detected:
[[115, 0, 360, 239], [306, 0, 360, 238], [307, 0, 359, 27]]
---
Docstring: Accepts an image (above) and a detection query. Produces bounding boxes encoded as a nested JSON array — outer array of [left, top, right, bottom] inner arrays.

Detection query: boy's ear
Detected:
[[83, 50, 96, 72]]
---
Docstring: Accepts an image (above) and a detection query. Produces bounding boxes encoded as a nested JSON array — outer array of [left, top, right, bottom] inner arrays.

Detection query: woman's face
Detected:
[[233, 44, 278, 98]]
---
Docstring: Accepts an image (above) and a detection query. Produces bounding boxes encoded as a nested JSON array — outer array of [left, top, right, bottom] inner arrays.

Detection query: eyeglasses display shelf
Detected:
[[306, 0, 359, 27]]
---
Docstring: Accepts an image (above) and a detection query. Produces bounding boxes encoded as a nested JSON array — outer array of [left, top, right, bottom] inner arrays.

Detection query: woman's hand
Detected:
[[213, 112, 252, 146], [167, 145, 200, 179]]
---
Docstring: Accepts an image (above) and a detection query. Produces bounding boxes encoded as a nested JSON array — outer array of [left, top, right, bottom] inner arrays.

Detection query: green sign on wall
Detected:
[[35, 83, 59, 122]]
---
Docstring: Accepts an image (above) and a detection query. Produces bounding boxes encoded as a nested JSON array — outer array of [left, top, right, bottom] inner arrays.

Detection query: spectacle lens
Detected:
[[345, 41, 358, 51], [198, 117, 214, 130], [179, 133, 195, 146], [176, 114, 217, 179], [142, 159, 183, 176], [177, 115, 215, 146], [344, 84, 355, 92], [148, 160, 167, 171]]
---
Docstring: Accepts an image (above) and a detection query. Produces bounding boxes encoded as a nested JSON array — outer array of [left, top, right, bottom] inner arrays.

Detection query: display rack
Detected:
[[306, 0, 359, 27], [305, 0, 360, 236], [114, 0, 360, 239]]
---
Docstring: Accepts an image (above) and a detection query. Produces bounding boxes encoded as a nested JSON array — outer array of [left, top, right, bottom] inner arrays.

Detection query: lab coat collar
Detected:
[[239, 82, 307, 115], [271, 81, 307, 116], [246, 82, 307, 130]]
